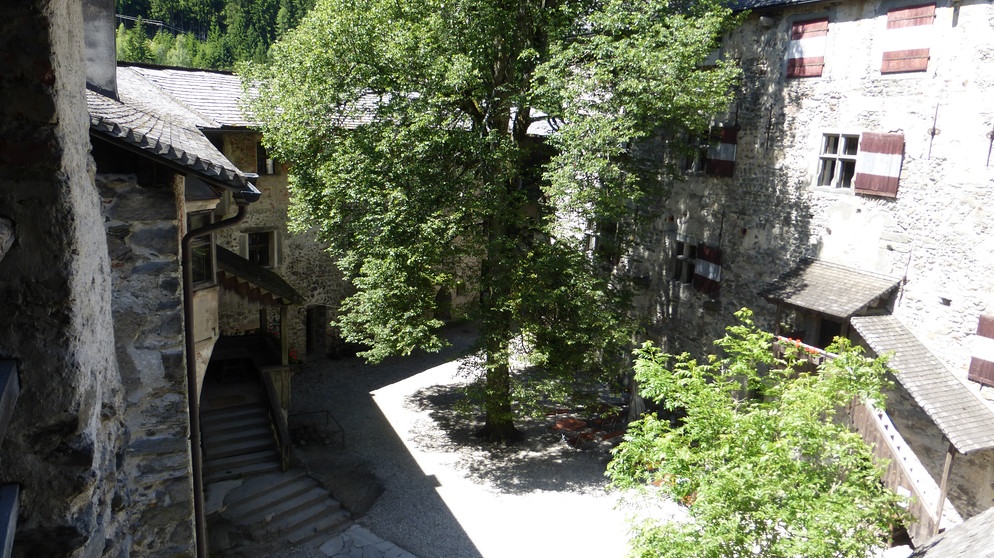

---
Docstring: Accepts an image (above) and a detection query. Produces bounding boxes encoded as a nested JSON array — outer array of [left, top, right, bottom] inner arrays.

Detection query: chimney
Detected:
[[83, 0, 117, 98]]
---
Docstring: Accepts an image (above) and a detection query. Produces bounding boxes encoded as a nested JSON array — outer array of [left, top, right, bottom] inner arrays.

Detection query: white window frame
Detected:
[[815, 133, 860, 190]]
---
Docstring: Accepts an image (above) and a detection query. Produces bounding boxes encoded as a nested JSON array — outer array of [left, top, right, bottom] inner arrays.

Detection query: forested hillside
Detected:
[[115, 0, 313, 69]]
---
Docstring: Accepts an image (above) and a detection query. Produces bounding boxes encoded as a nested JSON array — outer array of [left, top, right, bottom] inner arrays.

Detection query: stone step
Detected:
[[202, 413, 271, 438], [206, 449, 281, 481], [225, 474, 318, 519], [202, 403, 269, 423], [267, 499, 346, 540], [244, 487, 338, 528], [203, 425, 274, 448], [204, 436, 277, 460], [207, 460, 283, 483], [284, 509, 351, 546]]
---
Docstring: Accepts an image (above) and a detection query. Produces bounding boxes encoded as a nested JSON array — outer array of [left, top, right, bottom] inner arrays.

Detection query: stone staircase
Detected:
[[202, 402, 283, 483], [215, 470, 351, 548], [203, 399, 352, 550]]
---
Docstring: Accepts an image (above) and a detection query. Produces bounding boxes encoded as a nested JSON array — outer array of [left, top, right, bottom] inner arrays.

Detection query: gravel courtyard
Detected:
[[281, 324, 677, 558]]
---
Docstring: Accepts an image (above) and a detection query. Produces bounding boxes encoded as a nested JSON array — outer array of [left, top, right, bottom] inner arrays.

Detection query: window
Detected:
[[817, 134, 859, 189], [242, 230, 280, 268], [257, 142, 276, 175], [881, 4, 935, 74], [852, 132, 904, 197], [681, 133, 710, 174], [692, 244, 722, 297], [705, 126, 737, 178], [788, 18, 829, 78], [969, 314, 994, 387], [584, 220, 621, 268], [816, 132, 905, 197], [188, 211, 216, 287], [672, 236, 696, 284]]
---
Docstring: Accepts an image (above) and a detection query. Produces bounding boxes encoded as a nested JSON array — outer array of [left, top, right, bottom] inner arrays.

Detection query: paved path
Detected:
[[318, 525, 417, 558]]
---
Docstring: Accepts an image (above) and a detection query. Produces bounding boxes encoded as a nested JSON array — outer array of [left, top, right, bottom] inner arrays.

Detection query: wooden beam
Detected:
[[934, 440, 956, 536]]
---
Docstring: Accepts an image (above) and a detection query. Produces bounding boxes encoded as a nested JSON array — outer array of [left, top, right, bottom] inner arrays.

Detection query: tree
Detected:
[[607, 309, 907, 557], [245, 0, 741, 442], [117, 19, 155, 64]]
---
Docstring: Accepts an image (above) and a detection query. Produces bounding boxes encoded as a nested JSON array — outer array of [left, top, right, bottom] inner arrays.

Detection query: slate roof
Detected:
[[216, 246, 305, 306], [87, 88, 257, 195], [761, 259, 902, 319], [119, 64, 251, 129], [850, 314, 994, 454], [911, 504, 994, 557], [731, 0, 825, 11]]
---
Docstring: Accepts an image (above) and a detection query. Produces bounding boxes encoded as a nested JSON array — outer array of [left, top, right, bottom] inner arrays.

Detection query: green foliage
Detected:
[[607, 309, 906, 558], [244, 0, 741, 438], [115, 0, 315, 69]]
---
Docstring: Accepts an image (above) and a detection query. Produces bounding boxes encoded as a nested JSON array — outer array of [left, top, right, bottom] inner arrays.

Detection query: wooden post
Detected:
[[259, 307, 268, 335], [934, 441, 956, 536], [280, 304, 289, 367]]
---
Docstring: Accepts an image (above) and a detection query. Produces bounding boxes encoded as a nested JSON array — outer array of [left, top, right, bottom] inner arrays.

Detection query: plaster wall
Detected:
[[0, 0, 125, 555]]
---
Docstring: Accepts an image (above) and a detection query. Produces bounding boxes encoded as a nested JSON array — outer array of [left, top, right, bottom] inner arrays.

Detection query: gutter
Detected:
[[181, 184, 259, 558]]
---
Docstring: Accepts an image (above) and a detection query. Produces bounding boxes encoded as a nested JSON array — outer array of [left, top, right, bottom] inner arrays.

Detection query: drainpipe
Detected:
[[181, 191, 256, 558]]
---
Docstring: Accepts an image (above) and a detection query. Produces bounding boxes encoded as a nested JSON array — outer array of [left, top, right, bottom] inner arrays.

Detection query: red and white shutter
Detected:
[[705, 127, 737, 178], [969, 315, 994, 387], [853, 132, 904, 197], [881, 4, 935, 73], [788, 18, 829, 78], [693, 244, 721, 297]]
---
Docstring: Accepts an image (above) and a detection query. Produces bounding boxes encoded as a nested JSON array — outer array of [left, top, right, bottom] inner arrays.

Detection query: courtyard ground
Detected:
[[280, 323, 677, 558]]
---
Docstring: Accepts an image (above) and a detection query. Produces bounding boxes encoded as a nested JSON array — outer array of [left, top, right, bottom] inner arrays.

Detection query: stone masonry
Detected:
[[631, 1, 994, 520], [97, 171, 197, 556], [0, 0, 125, 555]]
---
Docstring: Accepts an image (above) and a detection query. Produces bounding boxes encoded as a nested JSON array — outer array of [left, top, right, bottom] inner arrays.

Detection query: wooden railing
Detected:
[[771, 338, 961, 545], [260, 366, 292, 472], [848, 399, 961, 544]]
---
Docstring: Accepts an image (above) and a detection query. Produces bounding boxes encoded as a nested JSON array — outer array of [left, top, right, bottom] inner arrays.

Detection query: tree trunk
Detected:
[[477, 353, 522, 444]]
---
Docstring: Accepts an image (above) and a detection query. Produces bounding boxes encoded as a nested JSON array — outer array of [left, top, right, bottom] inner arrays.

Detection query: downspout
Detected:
[[181, 197, 253, 558]]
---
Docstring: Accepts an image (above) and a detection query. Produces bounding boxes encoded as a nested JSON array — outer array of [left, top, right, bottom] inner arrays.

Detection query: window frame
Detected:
[[671, 235, 697, 285], [815, 133, 860, 190], [187, 210, 217, 289], [241, 229, 280, 269]]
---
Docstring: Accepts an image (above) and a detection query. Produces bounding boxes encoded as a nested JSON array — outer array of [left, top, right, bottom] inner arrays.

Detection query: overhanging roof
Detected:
[[87, 89, 258, 197], [851, 314, 994, 454], [216, 246, 305, 306], [761, 259, 902, 319]]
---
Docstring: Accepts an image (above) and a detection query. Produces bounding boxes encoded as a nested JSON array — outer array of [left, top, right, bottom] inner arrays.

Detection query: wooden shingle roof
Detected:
[[851, 314, 994, 454], [761, 259, 902, 319]]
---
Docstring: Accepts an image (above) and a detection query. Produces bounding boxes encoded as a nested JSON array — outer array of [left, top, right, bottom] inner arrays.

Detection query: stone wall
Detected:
[[97, 170, 196, 556], [640, 2, 994, 377], [635, 1, 994, 520], [0, 0, 124, 555], [215, 133, 350, 359]]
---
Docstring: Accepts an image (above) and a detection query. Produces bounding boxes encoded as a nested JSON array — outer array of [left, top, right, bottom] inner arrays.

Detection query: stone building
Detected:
[[627, 0, 994, 544], [108, 64, 353, 360]]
